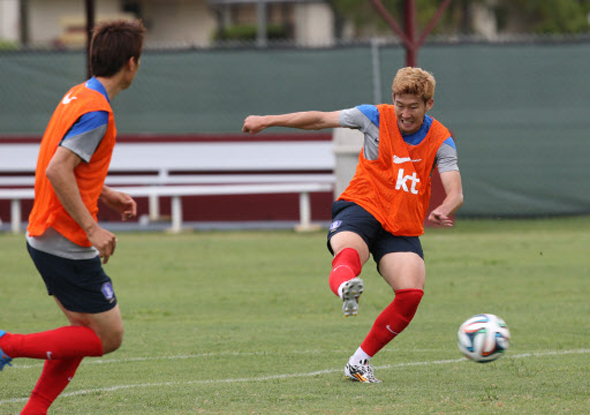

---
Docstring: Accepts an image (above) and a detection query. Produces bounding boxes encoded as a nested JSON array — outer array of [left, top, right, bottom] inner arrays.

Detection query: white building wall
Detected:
[[294, 3, 334, 45], [6, 0, 334, 47], [0, 0, 20, 42], [471, 2, 497, 39], [142, 0, 217, 47], [21, 0, 216, 47], [28, 0, 122, 44]]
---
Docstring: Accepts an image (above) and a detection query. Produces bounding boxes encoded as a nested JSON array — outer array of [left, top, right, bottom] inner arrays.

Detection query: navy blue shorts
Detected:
[[27, 243, 117, 313], [326, 200, 424, 265]]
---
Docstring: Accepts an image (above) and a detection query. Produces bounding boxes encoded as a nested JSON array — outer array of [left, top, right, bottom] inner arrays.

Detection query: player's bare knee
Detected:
[[101, 326, 124, 354]]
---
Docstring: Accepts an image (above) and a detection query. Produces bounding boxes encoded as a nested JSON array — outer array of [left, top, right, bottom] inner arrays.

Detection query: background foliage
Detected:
[[329, 0, 590, 35]]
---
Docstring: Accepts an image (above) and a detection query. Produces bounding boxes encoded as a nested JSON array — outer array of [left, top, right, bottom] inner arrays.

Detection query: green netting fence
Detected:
[[1, 41, 589, 217]]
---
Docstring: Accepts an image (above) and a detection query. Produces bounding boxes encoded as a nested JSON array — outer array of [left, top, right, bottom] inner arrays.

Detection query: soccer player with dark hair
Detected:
[[0, 20, 146, 413], [243, 67, 464, 383]]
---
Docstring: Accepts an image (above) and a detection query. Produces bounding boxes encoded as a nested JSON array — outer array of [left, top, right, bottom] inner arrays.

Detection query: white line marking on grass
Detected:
[[8, 350, 337, 369], [1, 349, 588, 405], [3, 348, 444, 370]]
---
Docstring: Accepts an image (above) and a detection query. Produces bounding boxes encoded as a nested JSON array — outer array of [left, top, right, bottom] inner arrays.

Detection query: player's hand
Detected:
[[100, 188, 137, 221], [242, 116, 266, 134], [87, 225, 117, 264], [428, 210, 454, 227]]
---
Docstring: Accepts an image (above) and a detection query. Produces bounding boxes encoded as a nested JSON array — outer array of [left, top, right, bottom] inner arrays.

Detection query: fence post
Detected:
[[11, 199, 21, 234], [371, 37, 382, 104], [170, 195, 183, 233]]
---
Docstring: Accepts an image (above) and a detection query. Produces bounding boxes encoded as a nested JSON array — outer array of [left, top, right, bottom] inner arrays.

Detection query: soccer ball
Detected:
[[457, 313, 510, 363]]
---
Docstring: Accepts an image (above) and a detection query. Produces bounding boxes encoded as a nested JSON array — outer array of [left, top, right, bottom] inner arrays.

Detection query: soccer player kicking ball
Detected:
[[242, 67, 463, 383], [0, 20, 145, 413]]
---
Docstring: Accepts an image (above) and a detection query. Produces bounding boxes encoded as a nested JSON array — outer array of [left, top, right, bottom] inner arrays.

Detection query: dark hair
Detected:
[[90, 20, 146, 77]]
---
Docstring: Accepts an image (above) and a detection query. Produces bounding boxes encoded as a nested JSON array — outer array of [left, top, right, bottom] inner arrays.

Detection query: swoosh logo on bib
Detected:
[[62, 92, 77, 105], [393, 155, 422, 164]]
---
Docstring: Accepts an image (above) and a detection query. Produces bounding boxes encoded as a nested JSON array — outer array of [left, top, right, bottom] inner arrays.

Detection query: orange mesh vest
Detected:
[[338, 104, 450, 236], [27, 82, 116, 247]]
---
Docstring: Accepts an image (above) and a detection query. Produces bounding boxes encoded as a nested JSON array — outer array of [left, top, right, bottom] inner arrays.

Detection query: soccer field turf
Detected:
[[1, 217, 589, 414]]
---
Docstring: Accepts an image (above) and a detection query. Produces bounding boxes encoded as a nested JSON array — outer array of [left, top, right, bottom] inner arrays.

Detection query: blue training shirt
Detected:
[[339, 104, 459, 173], [60, 77, 110, 162]]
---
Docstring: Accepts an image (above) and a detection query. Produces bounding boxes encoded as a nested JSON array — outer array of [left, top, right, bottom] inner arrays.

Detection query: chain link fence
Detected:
[[1, 36, 589, 217]]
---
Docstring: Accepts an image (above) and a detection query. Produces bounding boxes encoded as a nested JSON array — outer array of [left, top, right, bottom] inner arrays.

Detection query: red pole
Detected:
[[85, 0, 95, 79], [405, 0, 417, 67], [369, 0, 412, 49], [370, 0, 452, 68]]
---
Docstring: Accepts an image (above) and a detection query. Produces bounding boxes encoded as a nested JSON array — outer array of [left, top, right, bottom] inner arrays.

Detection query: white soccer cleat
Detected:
[[345, 360, 382, 383], [341, 278, 364, 317]]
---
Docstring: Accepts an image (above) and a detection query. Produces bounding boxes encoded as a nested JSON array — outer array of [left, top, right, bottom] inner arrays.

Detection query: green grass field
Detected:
[[1, 217, 589, 414]]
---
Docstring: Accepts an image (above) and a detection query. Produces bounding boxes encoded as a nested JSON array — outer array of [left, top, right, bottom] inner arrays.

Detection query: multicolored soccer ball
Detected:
[[457, 314, 510, 363]]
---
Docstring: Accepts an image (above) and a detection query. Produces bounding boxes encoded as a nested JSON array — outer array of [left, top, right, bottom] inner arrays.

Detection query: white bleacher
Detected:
[[0, 139, 336, 234]]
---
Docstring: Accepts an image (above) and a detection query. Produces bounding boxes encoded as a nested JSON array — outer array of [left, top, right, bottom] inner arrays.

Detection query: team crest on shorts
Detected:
[[101, 282, 115, 302], [329, 220, 342, 232]]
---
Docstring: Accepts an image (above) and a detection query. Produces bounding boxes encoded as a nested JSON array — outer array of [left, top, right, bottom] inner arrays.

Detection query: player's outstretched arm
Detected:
[[428, 170, 464, 227], [242, 111, 341, 134]]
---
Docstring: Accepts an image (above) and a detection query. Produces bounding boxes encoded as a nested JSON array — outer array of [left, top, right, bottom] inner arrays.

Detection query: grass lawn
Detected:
[[1, 216, 589, 414]]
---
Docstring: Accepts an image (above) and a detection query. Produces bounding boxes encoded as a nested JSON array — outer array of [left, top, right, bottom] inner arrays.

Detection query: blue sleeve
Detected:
[[64, 111, 108, 139], [443, 137, 456, 150], [436, 137, 459, 173], [356, 105, 380, 128], [60, 111, 109, 162]]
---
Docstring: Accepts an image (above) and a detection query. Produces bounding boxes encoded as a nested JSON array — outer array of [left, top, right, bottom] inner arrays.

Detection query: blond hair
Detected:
[[391, 67, 436, 103]]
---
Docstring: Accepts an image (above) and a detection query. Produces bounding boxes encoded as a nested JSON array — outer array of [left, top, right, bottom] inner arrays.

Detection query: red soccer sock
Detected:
[[328, 248, 362, 296], [0, 326, 103, 360], [360, 288, 424, 357], [20, 357, 83, 415]]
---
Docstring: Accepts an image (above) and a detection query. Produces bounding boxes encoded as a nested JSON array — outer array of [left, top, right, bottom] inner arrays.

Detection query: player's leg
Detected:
[[11, 301, 123, 415], [346, 252, 425, 383], [360, 251, 425, 355], [0, 244, 123, 414], [327, 201, 379, 317], [0, 308, 121, 360], [56, 298, 124, 354], [328, 231, 370, 317], [0, 255, 122, 359], [345, 235, 425, 383], [18, 358, 83, 415], [0, 321, 103, 360]]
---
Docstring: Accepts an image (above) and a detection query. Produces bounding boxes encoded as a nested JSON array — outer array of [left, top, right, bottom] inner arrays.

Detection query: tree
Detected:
[[504, 0, 590, 34], [328, 0, 590, 37]]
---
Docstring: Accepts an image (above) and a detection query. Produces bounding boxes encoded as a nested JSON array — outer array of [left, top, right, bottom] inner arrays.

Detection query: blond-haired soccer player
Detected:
[[0, 20, 145, 413], [242, 67, 463, 383]]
